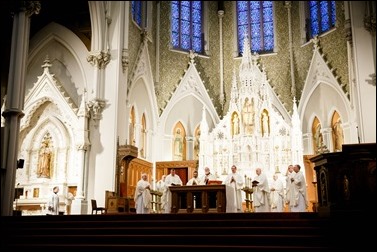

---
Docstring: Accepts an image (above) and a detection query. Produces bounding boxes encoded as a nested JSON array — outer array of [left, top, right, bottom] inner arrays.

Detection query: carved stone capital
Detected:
[[12, 1, 41, 17], [122, 49, 129, 73], [88, 99, 106, 122], [87, 51, 111, 69], [26, 1, 41, 16]]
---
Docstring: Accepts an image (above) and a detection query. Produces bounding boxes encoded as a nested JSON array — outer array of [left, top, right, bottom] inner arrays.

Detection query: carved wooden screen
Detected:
[[156, 160, 198, 186]]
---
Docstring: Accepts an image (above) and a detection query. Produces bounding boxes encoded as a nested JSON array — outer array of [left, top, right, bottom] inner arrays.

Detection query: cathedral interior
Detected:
[[0, 1, 375, 217]]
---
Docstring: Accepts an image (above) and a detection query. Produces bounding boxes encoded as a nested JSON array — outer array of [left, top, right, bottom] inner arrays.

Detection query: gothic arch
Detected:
[[127, 36, 159, 161], [299, 41, 351, 154], [28, 22, 90, 104]]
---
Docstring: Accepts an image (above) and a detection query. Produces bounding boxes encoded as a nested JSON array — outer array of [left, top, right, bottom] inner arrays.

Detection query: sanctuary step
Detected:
[[1, 212, 375, 251]]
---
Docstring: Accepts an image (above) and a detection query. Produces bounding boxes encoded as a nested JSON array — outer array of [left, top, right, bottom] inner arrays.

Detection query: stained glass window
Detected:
[[237, 1, 274, 55], [132, 1, 142, 27], [308, 1, 336, 38], [171, 1, 203, 53]]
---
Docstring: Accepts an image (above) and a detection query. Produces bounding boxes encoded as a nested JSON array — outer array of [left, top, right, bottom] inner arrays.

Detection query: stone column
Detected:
[[1, 1, 40, 216]]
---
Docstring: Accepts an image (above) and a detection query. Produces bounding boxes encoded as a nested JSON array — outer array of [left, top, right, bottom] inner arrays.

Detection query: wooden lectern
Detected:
[[310, 143, 376, 216]]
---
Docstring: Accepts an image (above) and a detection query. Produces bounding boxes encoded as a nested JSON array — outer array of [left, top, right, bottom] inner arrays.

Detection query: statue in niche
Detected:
[[242, 98, 254, 135], [173, 128, 183, 161], [314, 123, 323, 153], [129, 121, 135, 145], [193, 129, 200, 160], [232, 114, 240, 136], [261, 111, 269, 137], [333, 118, 344, 152], [37, 138, 53, 178]]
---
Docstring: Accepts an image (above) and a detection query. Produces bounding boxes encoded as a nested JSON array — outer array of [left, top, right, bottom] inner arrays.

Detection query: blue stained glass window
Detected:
[[131, 1, 142, 27], [171, 1, 203, 53], [308, 1, 336, 38], [237, 1, 274, 55]]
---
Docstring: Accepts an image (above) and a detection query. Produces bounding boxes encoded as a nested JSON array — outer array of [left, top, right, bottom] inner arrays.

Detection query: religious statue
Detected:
[[232, 114, 240, 136], [193, 129, 200, 160], [129, 121, 135, 145], [314, 123, 323, 153], [333, 118, 344, 151], [173, 128, 183, 160], [242, 98, 254, 135], [343, 174, 350, 200], [37, 139, 52, 178], [261, 111, 269, 137]]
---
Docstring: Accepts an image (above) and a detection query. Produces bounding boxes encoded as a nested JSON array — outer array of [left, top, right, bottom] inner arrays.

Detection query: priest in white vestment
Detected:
[[134, 173, 152, 214], [156, 175, 167, 212], [289, 164, 308, 212], [284, 165, 294, 211], [253, 168, 270, 212], [199, 167, 217, 185], [270, 174, 284, 212], [164, 169, 183, 213], [224, 165, 244, 213], [186, 170, 201, 185]]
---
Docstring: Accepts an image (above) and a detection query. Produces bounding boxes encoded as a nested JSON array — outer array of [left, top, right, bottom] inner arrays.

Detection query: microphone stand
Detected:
[[14, 183, 20, 216], [356, 126, 361, 144]]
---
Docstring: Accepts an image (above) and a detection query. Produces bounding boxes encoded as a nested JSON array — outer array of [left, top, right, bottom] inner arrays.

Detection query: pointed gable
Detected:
[[160, 52, 220, 128], [21, 56, 79, 130]]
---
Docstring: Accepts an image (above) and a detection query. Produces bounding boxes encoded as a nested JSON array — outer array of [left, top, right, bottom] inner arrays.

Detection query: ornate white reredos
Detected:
[[21, 57, 79, 131], [199, 36, 303, 183]]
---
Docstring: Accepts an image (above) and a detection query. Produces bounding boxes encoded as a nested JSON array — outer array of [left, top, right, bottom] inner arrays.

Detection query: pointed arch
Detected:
[[298, 43, 350, 131], [298, 41, 351, 154], [28, 22, 91, 103], [158, 59, 219, 162]]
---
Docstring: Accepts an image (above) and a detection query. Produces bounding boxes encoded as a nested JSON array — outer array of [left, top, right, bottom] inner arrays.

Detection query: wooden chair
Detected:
[[91, 199, 107, 214]]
